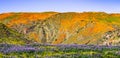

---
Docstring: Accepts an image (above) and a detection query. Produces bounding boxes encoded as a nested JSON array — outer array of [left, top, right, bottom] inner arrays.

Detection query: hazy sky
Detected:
[[0, 0, 120, 13]]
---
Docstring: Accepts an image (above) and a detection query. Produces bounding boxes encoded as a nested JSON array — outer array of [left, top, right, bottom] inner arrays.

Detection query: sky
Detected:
[[0, 0, 120, 13]]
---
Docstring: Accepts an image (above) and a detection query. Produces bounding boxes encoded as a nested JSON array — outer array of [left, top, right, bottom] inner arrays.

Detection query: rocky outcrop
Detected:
[[102, 28, 120, 46]]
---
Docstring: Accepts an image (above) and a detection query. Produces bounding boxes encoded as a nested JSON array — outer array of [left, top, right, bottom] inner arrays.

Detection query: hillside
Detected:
[[0, 12, 58, 27], [0, 12, 120, 45], [0, 23, 31, 44]]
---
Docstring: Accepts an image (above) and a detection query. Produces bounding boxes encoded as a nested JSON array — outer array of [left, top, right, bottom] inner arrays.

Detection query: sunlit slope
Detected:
[[43, 12, 117, 44], [1, 12, 120, 45], [0, 12, 58, 27]]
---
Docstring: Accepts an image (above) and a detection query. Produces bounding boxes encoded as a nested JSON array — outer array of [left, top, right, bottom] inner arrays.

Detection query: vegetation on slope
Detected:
[[0, 12, 120, 45], [0, 12, 58, 27], [0, 23, 31, 44]]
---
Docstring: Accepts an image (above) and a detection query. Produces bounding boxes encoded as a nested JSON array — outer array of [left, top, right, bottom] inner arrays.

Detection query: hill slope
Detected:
[[1, 12, 120, 45], [0, 23, 31, 44], [0, 12, 58, 27]]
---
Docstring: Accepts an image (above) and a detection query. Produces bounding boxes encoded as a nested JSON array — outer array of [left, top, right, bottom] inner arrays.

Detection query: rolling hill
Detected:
[[0, 12, 120, 45]]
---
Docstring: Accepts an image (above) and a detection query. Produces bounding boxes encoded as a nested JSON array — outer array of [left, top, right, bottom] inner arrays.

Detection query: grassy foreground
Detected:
[[0, 44, 120, 58]]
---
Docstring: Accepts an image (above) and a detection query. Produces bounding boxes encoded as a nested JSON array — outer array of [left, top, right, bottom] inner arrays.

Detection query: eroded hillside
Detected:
[[0, 12, 120, 45]]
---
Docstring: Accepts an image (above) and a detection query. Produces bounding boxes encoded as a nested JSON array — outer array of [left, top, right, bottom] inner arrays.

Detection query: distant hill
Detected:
[[0, 12, 120, 45]]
